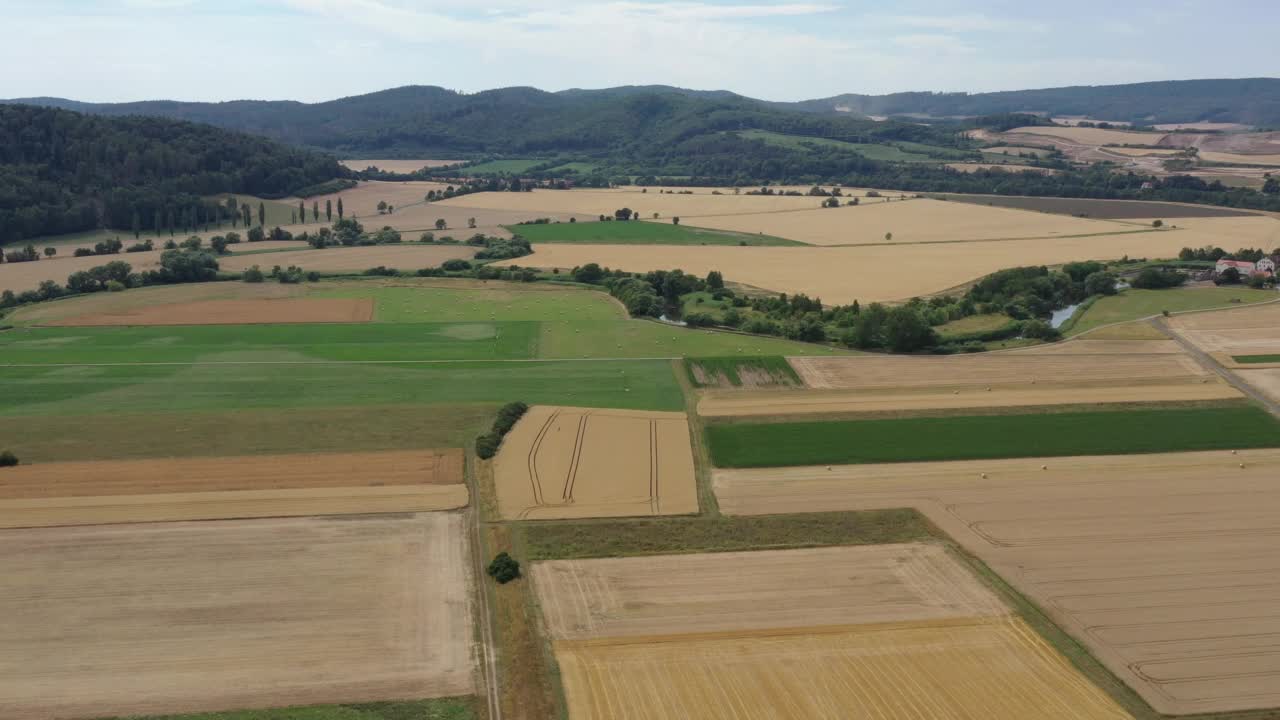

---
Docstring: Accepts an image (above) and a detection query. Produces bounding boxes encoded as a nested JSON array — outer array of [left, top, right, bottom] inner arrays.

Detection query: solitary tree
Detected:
[[1152, 219, 1164, 228], [377, 200, 388, 214], [298, 201, 305, 223], [242, 205, 251, 228], [468, 217, 477, 229], [486, 552, 521, 584], [43, 247, 56, 258], [337, 198, 344, 219], [672, 216, 680, 225], [435, 218, 447, 230], [258, 202, 266, 227], [884, 232, 893, 242], [0, 450, 17, 468], [132, 210, 141, 238], [312, 201, 319, 222], [325, 199, 333, 221]]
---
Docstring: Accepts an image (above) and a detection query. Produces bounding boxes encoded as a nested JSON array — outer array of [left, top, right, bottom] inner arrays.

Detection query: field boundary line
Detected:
[[0, 357, 684, 368]]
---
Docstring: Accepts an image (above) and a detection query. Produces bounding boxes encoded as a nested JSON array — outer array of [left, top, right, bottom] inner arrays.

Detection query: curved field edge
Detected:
[[705, 405, 1280, 468]]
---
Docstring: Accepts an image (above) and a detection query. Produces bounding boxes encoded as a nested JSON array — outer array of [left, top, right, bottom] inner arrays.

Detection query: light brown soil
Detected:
[[1009, 125, 1169, 146], [46, 298, 374, 326], [555, 618, 1131, 720], [714, 449, 1280, 714], [6, 283, 303, 325], [789, 352, 1209, 390], [683, 198, 1131, 247], [0, 512, 475, 719], [219, 244, 476, 273], [1169, 301, 1280, 357], [492, 406, 698, 520], [532, 544, 1006, 641], [0, 449, 466, 528], [1238, 368, 1280, 402], [697, 381, 1238, 417]]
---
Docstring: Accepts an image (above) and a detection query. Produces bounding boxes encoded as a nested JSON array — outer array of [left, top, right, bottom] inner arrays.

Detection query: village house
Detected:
[[1216, 258, 1257, 276], [1258, 256, 1278, 276]]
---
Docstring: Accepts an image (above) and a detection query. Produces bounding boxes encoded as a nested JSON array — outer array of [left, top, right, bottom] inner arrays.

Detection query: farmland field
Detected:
[[339, 159, 463, 172], [45, 297, 376, 326], [459, 158, 546, 174], [437, 187, 836, 219], [507, 219, 800, 245], [534, 544, 1130, 720], [1168, 301, 1280, 359], [0, 449, 466, 528], [736, 129, 972, 162], [714, 448, 1280, 714], [1006, 125, 1169, 146], [1067, 288, 1277, 335], [0, 512, 474, 719], [933, 193, 1258, 219], [706, 405, 1280, 467], [492, 405, 697, 519]]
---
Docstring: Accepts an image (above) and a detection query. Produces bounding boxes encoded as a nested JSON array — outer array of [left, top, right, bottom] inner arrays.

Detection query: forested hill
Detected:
[[8, 86, 959, 156], [786, 78, 1280, 126], [0, 104, 347, 244]]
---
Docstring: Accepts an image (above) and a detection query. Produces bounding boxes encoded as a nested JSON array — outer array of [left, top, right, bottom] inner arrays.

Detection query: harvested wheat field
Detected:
[[339, 159, 462, 172], [298, 180, 451, 218], [683, 198, 1134, 246], [555, 617, 1131, 720], [46, 297, 374, 326], [1168, 301, 1280, 359], [492, 406, 697, 519], [533, 544, 1005, 640], [348, 199, 580, 235], [0, 512, 474, 719], [715, 448, 1280, 714], [436, 188, 832, 220], [1006, 125, 1168, 146], [219, 244, 476, 274], [1238, 368, 1280, 401], [499, 227, 1224, 303], [1199, 150, 1280, 166], [698, 381, 1237, 417], [0, 248, 164, 294], [0, 449, 466, 528], [790, 352, 1209, 390]]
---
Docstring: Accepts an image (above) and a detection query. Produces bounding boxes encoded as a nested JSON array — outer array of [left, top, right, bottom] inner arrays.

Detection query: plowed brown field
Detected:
[[45, 297, 374, 326], [533, 544, 1006, 640], [555, 618, 1131, 720], [714, 449, 1280, 714], [0, 449, 466, 528], [0, 512, 475, 719], [492, 406, 697, 519]]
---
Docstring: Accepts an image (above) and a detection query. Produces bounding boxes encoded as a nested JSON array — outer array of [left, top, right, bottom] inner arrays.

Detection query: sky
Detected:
[[4, 0, 1278, 103]]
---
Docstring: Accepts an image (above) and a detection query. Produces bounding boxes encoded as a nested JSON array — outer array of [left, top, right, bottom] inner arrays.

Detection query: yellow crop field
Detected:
[[1008, 125, 1169, 146], [714, 449, 1280, 714], [219, 244, 475, 273], [492, 406, 698, 519], [533, 544, 1006, 640], [556, 618, 1131, 720], [681, 198, 1134, 246], [0, 512, 475, 719], [1198, 150, 1280, 166], [436, 188, 833, 219]]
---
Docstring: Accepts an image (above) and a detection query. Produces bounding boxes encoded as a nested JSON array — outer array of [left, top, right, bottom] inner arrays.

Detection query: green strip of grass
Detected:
[[99, 699, 475, 720], [508, 220, 801, 246], [707, 406, 1280, 467], [517, 509, 931, 560], [684, 356, 800, 387], [1235, 354, 1280, 364]]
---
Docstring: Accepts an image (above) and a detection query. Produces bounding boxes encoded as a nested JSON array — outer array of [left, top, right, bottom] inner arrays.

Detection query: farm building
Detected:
[[1216, 259, 1257, 275], [1258, 256, 1278, 275]]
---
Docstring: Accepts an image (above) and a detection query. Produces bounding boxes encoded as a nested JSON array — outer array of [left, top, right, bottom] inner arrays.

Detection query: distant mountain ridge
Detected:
[[9, 79, 1280, 152]]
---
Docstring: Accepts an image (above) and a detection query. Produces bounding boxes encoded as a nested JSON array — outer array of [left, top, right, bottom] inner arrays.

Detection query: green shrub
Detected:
[[105, 280, 126, 292], [442, 259, 472, 272], [0, 451, 17, 467], [486, 552, 521, 584], [475, 432, 500, 459], [242, 265, 265, 283]]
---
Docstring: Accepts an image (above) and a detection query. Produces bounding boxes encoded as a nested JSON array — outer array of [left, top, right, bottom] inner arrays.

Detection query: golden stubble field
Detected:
[[535, 544, 1131, 720], [497, 216, 1280, 303], [0, 512, 475, 719], [714, 449, 1280, 714], [492, 406, 697, 519], [1168, 301, 1280, 358], [436, 188, 846, 220], [0, 449, 467, 528], [219, 244, 476, 274]]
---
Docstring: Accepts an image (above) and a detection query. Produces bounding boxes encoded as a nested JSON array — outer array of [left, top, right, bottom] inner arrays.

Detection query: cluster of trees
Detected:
[[475, 402, 529, 460], [0, 105, 347, 245], [1178, 245, 1278, 262]]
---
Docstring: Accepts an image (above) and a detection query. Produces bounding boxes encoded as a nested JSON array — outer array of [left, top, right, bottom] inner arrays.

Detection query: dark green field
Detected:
[[508, 220, 800, 246], [516, 509, 931, 560], [707, 406, 1280, 467], [1235, 354, 1280, 364]]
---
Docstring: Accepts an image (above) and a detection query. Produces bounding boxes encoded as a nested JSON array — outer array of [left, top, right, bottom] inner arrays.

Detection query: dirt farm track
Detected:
[[715, 449, 1280, 715], [0, 512, 475, 719]]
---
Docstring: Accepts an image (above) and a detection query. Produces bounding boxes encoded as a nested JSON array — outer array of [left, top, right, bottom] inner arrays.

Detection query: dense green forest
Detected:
[[786, 78, 1280, 126], [0, 105, 346, 244], [8, 86, 966, 156]]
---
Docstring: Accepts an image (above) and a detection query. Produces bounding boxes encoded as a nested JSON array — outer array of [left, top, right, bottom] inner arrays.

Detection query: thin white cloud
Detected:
[[891, 33, 975, 54], [882, 13, 1048, 34]]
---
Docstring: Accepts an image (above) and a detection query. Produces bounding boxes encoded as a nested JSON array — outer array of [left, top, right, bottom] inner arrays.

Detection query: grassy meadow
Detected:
[[707, 405, 1280, 467], [1069, 287, 1277, 335], [508, 220, 800, 246], [735, 130, 971, 162]]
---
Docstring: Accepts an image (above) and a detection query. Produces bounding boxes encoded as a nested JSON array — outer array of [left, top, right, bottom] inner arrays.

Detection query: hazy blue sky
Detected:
[[5, 0, 1277, 102]]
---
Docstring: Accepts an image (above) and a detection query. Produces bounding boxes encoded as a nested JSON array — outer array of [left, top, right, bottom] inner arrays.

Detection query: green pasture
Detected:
[[707, 406, 1280, 467], [1069, 287, 1276, 336], [508, 221, 800, 246], [1235, 354, 1280, 364], [459, 159, 545, 175], [684, 356, 800, 388]]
